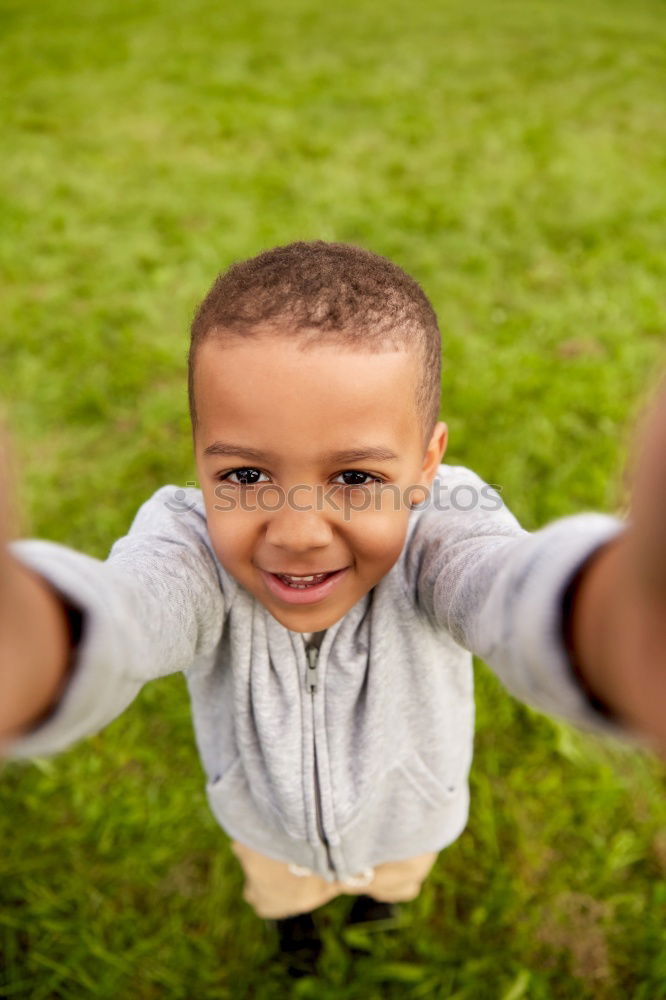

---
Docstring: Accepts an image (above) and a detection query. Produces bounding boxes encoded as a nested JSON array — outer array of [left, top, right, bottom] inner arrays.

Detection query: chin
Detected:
[[270, 607, 342, 633]]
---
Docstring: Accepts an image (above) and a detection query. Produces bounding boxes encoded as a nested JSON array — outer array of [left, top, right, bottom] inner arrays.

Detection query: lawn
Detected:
[[0, 0, 665, 996]]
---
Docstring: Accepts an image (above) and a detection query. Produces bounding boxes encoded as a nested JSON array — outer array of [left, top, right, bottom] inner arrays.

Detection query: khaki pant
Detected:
[[230, 840, 439, 919]]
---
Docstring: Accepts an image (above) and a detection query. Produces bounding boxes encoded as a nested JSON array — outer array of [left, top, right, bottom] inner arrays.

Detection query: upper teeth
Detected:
[[280, 573, 327, 582]]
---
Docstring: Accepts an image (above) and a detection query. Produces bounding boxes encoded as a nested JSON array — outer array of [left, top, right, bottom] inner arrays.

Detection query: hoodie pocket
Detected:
[[398, 752, 461, 806], [338, 750, 461, 839], [206, 757, 305, 844]]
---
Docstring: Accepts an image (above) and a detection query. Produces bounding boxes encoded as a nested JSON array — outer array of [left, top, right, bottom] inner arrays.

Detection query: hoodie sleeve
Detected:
[[405, 465, 627, 737], [4, 486, 227, 760]]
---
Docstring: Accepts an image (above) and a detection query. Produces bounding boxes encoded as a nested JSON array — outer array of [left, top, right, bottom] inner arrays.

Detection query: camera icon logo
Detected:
[[164, 482, 199, 513]]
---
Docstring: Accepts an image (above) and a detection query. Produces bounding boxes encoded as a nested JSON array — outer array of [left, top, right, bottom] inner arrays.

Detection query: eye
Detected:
[[333, 470, 384, 487], [217, 467, 269, 486]]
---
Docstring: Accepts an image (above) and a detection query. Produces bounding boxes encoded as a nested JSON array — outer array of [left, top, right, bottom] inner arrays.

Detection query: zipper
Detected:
[[306, 644, 336, 877], [306, 645, 319, 693]]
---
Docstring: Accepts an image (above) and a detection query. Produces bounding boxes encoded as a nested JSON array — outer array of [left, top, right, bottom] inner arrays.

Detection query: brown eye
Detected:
[[336, 471, 379, 486], [222, 467, 267, 485]]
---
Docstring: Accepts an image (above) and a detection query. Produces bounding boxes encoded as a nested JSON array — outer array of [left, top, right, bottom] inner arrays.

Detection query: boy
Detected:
[[0, 241, 664, 974]]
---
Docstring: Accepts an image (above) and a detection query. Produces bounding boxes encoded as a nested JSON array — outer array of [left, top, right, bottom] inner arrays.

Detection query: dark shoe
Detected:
[[346, 894, 401, 929], [270, 911, 322, 978]]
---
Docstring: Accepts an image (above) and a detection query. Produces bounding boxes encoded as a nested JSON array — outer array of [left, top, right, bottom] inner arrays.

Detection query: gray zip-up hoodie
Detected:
[[7, 465, 624, 883]]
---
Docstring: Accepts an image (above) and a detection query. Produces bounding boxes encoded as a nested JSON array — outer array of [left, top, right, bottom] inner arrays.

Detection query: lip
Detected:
[[259, 567, 350, 605]]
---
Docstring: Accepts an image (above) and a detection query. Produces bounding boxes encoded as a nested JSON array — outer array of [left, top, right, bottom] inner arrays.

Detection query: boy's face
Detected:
[[193, 332, 447, 633]]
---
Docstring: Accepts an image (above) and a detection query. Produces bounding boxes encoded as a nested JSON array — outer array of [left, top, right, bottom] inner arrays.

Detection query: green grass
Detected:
[[1, 0, 665, 995]]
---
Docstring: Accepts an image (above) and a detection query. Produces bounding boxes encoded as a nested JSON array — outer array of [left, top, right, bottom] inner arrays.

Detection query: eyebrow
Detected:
[[202, 441, 400, 463]]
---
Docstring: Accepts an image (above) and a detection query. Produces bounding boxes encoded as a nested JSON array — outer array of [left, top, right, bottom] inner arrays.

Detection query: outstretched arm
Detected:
[[411, 381, 666, 753], [0, 427, 227, 760]]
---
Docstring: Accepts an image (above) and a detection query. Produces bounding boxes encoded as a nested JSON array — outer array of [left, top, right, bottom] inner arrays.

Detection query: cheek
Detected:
[[345, 508, 409, 569], [205, 512, 253, 569]]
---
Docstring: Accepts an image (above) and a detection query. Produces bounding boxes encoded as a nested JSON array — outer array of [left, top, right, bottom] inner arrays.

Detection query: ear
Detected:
[[412, 422, 448, 505]]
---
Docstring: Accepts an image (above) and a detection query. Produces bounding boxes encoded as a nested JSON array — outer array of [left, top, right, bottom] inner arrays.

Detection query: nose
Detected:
[[264, 488, 334, 552]]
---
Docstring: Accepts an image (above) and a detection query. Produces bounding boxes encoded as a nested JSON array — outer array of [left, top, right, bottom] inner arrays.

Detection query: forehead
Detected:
[[193, 335, 422, 459]]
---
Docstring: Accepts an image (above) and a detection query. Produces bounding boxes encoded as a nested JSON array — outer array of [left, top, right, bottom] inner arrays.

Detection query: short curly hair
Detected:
[[189, 241, 442, 447]]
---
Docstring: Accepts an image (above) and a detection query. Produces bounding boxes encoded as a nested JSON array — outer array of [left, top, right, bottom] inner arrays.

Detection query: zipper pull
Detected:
[[306, 646, 319, 693]]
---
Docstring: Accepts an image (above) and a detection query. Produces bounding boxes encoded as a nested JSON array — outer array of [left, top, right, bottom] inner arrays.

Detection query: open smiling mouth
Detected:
[[259, 567, 350, 604]]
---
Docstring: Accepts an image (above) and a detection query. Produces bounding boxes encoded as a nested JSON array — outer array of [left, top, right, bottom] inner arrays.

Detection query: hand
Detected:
[[0, 421, 73, 749], [571, 375, 666, 755]]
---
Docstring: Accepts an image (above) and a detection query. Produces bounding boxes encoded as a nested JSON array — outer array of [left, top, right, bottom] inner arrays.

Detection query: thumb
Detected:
[[0, 418, 22, 551], [627, 374, 666, 594]]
